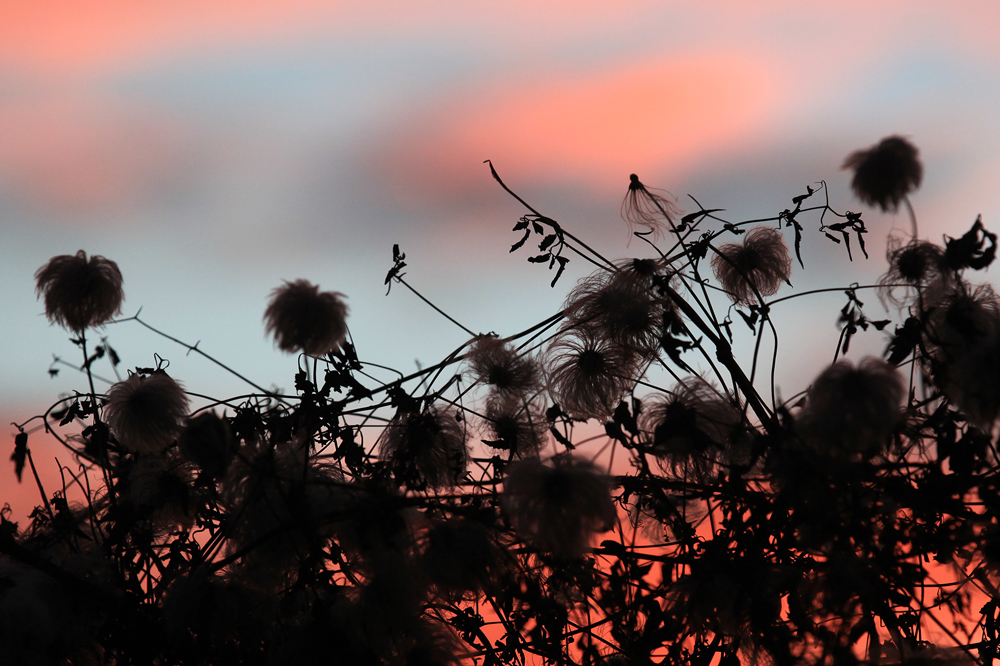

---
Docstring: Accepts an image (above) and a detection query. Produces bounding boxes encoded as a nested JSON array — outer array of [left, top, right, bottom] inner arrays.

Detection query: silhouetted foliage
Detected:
[[7, 137, 1000, 666]]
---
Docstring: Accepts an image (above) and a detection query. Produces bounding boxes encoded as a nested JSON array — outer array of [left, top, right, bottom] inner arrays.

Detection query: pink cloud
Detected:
[[0, 0, 657, 74], [376, 54, 782, 206], [0, 93, 192, 213], [0, 0, 335, 72], [3, 1, 999, 77]]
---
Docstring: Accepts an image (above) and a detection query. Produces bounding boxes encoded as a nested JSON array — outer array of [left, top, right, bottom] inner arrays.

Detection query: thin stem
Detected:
[[485, 159, 619, 271], [25, 449, 53, 519], [50, 356, 116, 385], [505, 311, 564, 347], [766, 283, 884, 308], [903, 195, 919, 239], [117, 313, 279, 400], [79, 331, 99, 409], [397, 277, 477, 337], [662, 284, 777, 433]]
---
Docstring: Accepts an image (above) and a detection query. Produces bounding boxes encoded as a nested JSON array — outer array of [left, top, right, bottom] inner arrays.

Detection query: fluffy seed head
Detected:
[[924, 283, 1000, 428], [796, 357, 904, 457], [264, 279, 348, 355], [934, 329, 1000, 430], [621, 174, 682, 240], [545, 331, 640, 421], [422, 519, 507, 597], [116, 453, 194, 531], [177, 411, 234, 478], [162, 571, 276, 650], [380, 406, 469, 489], [639, 377, 745, 480], [222, 443, 346, 588], [925, 282, 1000, 352], [502, 455, 617, 559], [482, 398, 547, 458], [562, 259, 669, 354], [843, 135, 923, 213], [466, 335, 541, 400], [105, 372, 190, 455], [34, 250, 124, 332], [878, 236, 949, 307], [711, 226, 792, 305]]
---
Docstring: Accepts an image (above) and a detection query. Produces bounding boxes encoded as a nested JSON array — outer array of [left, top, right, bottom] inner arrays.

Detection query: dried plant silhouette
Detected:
[[7, 136, 1000, 666]]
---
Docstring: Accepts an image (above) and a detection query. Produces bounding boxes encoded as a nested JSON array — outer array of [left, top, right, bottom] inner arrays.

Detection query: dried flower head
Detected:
[[639, 377, 745, 480], [354, 552, 429, 645], [796, 357, 904, 457], [482, 398, 547, 458], [116, 453, 194, 531], [263, 279, 348, 355], [333, 487, 417, 565], [222, 443, 346, 588], [466, 335, 541, 400], [502, 455, 617, 559], [711, 226, 792, 305], [925, 282, 1000, 352], [843, 135, 923, 213], [562, 259, 669, 354], [422, 519, 507, 597], [105, 371, 190, 455], [380, 406, 469, 489], [621, 174, 682, 240], [177, 411, 234, 479], [34, 250, 124, 332], [878, 236, 949, 307], [545, 331, 640, 421], [667, 540, 780, 655], [924, 283, 1000, 428], [934, 328, 1000, 430]]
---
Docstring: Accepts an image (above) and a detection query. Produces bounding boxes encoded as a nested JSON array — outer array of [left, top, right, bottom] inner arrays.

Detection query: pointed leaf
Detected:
[[10, 432, 27, 483], [510, 229, 531, 253]]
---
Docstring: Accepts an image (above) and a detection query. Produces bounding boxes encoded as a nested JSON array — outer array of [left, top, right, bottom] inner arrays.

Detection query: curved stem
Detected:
[[903, 195, 919, 239], [486, 159, 619, 271]]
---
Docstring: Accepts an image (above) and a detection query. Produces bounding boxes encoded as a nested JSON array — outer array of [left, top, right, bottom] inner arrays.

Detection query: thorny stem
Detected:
[[115, 312, 280, 400]]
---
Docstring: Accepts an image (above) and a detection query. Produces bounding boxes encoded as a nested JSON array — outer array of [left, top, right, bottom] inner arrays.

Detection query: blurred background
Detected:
[[2, 0, 999, 517]]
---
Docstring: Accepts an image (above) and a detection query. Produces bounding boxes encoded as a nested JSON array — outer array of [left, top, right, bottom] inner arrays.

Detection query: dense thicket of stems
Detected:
[[6, 138, 1000, 666]]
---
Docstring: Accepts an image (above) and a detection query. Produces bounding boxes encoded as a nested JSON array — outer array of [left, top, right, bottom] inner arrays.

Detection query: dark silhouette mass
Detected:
[[6, 138, 1000, 666]]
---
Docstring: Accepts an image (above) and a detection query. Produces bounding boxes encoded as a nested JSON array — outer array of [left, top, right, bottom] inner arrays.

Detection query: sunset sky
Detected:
[[2, 1, 999, 516]]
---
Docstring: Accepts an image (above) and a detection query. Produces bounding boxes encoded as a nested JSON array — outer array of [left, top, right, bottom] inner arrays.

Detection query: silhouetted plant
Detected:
[[843, 135, 922, 214], [7, 136, 1000, 666], [264, 279, 349, 356], [34, 249, 124, 333]]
